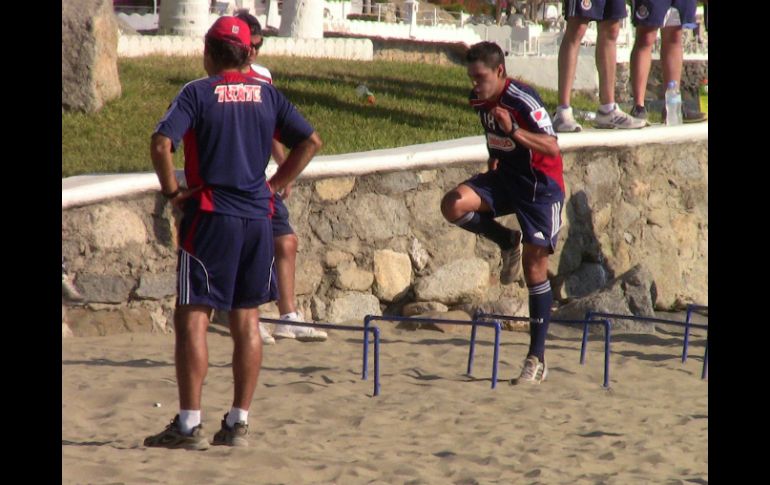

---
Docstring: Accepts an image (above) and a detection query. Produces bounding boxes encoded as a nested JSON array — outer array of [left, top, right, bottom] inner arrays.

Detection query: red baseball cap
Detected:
[[206, 16, 250, 51]]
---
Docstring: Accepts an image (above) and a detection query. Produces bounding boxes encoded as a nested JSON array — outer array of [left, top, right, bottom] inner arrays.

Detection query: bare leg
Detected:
[[557, 17, 590, 107], [229, 307, 262, 410], [595, 19, 621, 106], [660, 26, 684, 87], [630, 26, 658, 107], [274, 233, 298, 315], [440, 184, 492, 222], [174, 305, 212, 410]]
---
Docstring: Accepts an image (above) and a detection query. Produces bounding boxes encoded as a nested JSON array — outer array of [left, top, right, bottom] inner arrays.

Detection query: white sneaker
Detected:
[[594, 105, 647, 129], [259, 323, 275, 345], [274, 312, 328, 342], [552, 107, 582, 133], [511, 355, 548, 385], [500, 230, 523, 285]]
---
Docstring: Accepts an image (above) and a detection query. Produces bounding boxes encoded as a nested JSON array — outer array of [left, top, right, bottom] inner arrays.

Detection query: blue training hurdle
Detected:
[[583, 308, 708, 380], [260, 318, 382, 396], [472, 311, 613, 388], [362, 315, 503, 395]]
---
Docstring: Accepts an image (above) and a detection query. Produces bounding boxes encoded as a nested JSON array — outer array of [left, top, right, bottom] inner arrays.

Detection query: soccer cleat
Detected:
[[629, 104, 648, 120], [500, 230, 523, 285], [212, 413, 249, 447], [143, 415, 210, 450], [594, 105, 647, 129], [511, 355, 548, 385], [273, 312, 328, 342], [552, 107, 583, 133]]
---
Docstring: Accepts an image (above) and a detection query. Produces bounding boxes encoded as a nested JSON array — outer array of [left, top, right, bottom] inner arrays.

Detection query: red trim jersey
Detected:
[[469, 78, 565, 202], [154, 71, 313, 218]]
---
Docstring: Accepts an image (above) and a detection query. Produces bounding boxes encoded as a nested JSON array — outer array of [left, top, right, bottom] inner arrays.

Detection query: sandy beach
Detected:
[[62, 314, 707, 484]]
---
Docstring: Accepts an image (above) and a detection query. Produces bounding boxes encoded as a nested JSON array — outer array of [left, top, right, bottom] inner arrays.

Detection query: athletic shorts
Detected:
[[176, 211, 278, 311], [463, 171, 564, 253], [271, 192, 295, 237], [563, 0, 627, 21], [631, 0, 697, 28]]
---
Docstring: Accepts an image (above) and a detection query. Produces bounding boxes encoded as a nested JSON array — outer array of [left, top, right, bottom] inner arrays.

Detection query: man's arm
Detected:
[[267, 131, 322, 195], [491, 106, 560, 157], [150, 133, 198, 209], [270, 138, 293, 197]]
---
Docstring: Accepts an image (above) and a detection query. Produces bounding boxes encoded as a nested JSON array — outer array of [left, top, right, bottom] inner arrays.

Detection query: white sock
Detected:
[[179, 409, 201, 434], [226, 407, 248, 427], [599, 103, 616, 114], [280, 312, 299, 321], [557, 104, 571, 112]]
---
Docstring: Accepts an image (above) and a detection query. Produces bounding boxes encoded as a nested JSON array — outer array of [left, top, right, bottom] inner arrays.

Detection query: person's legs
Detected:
[[274, 233, 299, 317], [442, 178, 522, 284], [660, 25, 684, 91], [557, 17, 590, 108], [144, 304, 212, 450], [630, 26, 659, 109], [595, 19, 620, 107], [554, 16, 590, 132]]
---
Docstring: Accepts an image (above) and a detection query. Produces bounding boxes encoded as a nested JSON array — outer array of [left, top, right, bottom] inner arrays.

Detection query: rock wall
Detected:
[[62, 140, 707, 336]]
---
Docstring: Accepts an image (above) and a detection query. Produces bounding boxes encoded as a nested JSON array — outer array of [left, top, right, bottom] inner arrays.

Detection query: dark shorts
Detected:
[[563, 0, 627, 21], [463, 172, 564, 253], [177, 211, 278, 311], [631, 0, 697, 27], [271, 193, 295, 237]]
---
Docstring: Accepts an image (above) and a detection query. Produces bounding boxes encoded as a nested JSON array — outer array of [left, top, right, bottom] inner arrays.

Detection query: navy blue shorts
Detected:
[[631, 0, 696, 27], [463, 172, 564, 253], [271, 193, 295, 237], [177, 211, 278, 311], [563, 0, 627, 21]]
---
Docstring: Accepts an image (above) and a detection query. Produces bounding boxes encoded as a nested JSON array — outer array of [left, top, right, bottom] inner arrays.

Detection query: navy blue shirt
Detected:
[[469, 78, 564, 201], [154, 71, 314, 218]]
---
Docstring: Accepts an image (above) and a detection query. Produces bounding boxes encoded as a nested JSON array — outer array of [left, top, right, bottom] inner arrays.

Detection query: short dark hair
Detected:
[[235, 11, 262, 36], [205, 36, 249, 70], [466, 41, 506, 74]]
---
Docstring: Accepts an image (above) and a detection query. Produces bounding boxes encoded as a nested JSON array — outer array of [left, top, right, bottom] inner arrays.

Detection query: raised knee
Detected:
[[275, 233, 298, 254], [441, 191, 463, 222]]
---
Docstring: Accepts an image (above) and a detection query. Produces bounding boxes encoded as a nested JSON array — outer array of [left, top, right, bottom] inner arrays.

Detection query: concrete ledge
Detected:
[[62, 123, 707, 209]]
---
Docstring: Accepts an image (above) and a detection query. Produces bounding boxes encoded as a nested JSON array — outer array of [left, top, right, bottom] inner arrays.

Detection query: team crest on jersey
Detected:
[[636, 5, 649, 20], [487, 133, 516, 152], [581, 0, 592, 10], [529, 107, 552, 128]]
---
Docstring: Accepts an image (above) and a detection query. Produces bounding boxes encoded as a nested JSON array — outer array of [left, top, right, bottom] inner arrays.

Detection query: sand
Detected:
[[62, 315, 707, 484]]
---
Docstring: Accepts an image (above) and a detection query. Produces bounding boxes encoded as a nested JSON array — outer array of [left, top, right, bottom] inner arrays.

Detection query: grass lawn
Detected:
[[62, 55, 601, 177]]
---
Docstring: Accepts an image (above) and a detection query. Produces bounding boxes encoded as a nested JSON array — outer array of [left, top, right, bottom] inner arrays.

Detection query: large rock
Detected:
[[414, 258, 490, 304], [77, 274, 136, 303], [295, 257, 324, 296], [324, 250, 354, 268], [343, 193, 410, 241], [62, 0, 121, 112], [377, 171, 420, 194], [88, 205, 148, 250], [335, 263, 374, 291], [564, 263, 610, 299], [402, 301, 448, 316], [326, 292, 382, 324], [315, 177, 356, 201], [135, 273, 176, 300], [552, 265, 657, 336], [408, 237, 430, 272], [373, 250, 412, 302], [65, 306, 153, 336]]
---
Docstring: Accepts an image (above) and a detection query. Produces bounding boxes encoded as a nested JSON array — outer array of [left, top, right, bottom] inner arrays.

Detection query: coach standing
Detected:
[[145, 16, 322, 450]]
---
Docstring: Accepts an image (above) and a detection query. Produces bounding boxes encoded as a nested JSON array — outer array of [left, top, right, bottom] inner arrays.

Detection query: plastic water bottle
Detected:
[[665, 80, 683, 126]]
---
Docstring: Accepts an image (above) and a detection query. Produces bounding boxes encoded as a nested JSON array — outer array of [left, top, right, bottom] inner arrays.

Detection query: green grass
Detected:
[[62, 55, 599, 177]]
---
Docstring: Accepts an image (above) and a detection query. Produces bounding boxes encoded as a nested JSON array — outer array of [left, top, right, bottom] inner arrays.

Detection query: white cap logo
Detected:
[[232, 25, 240, 34]]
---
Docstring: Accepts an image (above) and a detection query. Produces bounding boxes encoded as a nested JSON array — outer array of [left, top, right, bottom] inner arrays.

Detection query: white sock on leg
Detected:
[[179, 409, 201, 434], [226, 407, 248, 428]]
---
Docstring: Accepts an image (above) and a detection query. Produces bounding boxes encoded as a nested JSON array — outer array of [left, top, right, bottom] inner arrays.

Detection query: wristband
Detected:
[[162, 188, 181, 199]]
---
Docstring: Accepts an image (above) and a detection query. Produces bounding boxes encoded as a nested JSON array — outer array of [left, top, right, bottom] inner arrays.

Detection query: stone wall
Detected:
[[615, 59, 708, 105], [62, 139, 707, 336]]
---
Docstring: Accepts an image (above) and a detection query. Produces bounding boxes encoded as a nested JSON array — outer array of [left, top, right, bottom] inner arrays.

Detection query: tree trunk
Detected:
[[279, 0, 324, 38]]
